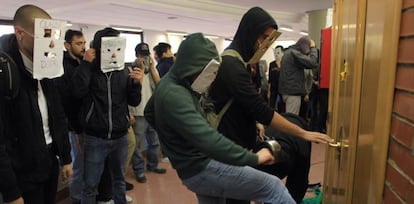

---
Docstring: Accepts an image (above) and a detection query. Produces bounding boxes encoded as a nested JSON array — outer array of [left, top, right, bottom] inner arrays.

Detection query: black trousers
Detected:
[[226, 114, 312, 204], [19, 148, 59, 204]]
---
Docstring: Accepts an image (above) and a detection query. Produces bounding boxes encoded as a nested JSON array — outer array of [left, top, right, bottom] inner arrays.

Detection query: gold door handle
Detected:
[[328, 141, 341, 147]]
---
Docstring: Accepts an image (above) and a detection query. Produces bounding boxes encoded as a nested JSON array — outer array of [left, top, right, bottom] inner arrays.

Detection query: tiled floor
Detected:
[[58, 143, 326, 204]]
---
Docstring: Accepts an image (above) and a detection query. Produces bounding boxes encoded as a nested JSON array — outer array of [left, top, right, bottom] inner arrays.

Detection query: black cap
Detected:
[[135, 42, 150, 56]]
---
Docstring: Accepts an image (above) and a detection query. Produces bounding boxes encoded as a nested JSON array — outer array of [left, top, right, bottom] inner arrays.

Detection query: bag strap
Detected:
[[221, 49, 247, 68]]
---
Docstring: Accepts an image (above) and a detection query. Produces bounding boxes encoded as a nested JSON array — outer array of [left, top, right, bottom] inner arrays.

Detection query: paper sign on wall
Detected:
[[100, 37, 126, 73], [33, 18, 66, 79]]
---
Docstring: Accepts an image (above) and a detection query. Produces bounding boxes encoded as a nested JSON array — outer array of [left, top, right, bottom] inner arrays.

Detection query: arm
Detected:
[[291, 48, 319, 69], [127, 68, 143, 107], [71, 49, 96, 98], [269, 111, 333, 143], [149, 57, 160, 84], [0, 120, 22, 203]]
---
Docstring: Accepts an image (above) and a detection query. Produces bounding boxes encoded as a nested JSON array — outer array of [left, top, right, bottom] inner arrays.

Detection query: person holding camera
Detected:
[[129, 43, 165, 184]]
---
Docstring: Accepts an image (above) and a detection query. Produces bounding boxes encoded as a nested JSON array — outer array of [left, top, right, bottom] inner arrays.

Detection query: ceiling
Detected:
[[0, 0, 333, 40]]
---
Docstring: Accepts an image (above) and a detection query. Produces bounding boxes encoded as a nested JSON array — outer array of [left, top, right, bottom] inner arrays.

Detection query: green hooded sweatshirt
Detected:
[[144, 33, 258, 179]]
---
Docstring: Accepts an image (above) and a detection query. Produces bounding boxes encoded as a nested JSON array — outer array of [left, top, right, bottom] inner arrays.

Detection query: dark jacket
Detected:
[[278, 46, 319, 96], [72, 55, 142, 139], [0, 34, 71, 187], [55, 52, 83, 133], [209, 7, 277, 149], [144, 33, 257, 179], [156, 57, 174, 78], [0, 99, 20, 202]]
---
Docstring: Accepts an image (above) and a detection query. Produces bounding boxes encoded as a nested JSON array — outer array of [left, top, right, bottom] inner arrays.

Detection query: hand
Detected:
[[256, 148, 275, 165], [130, 115, 136, 125], [129, 67, 144, 84], [310, 39, 316, 48], [5, 197, 24, 204], [61, 163, 73, 184], [304, 94, 309, 102], [256, 123, 265, 142], [83, 48, 96, 63], [302, 131, 333, 144]]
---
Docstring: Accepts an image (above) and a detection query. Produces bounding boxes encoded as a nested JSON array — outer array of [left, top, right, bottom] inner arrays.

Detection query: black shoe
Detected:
[[136, 174, 147, 183], [126, 181, 134, 190], [147, 167, 166, 174]]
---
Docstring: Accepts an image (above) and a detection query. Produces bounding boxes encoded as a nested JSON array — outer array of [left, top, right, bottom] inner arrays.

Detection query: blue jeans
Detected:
[[81, 134, 128, 204], [69, 131, 83, 203], [132, 116, 160, 175], [182, 160, 295, 204]]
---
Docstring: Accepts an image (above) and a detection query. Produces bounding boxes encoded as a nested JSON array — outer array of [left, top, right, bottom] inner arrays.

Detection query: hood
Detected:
[[228, 7, 278, 62], [295, 36, 311, 55], [0, 34, 15, 53], [170, 33, 219, 83]]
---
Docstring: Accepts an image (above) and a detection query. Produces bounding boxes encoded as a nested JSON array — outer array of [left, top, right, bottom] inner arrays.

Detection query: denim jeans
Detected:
[[81, 134, 128, 204], [132, 116, 160, 175], [69, 131, 83, 203], [182, 160, 295, 204]]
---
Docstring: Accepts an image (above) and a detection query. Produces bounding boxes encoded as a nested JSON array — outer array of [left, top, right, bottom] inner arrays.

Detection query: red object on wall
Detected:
[[320, 27, 332, 89]]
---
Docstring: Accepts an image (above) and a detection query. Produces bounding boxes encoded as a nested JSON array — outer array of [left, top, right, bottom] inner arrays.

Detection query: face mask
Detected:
[[191, 59, 220, 94], [248, 30, 281, 64]]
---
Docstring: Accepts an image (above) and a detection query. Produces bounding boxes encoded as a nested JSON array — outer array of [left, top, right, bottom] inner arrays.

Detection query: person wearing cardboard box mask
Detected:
[[207, 6, 333, 204]]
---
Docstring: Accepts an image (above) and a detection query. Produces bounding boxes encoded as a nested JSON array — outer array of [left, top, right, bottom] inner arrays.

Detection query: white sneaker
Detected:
[[161, 157, 170, 163], [97, 200, 114, 204], [126, 195, 133, 203]]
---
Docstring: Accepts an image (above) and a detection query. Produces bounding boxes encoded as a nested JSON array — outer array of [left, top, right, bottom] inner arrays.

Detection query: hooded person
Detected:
[[208, 7, 332, 204], [144, 32, 296, 204], [278, 36, 319, 115]]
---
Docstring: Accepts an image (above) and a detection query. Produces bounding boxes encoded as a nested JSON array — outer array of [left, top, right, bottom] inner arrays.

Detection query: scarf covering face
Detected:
[[228, 7, 278, 62], [295, 36, 311, 55]]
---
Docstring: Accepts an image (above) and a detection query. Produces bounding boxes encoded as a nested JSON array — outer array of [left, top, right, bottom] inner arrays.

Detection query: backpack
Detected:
[[202, 49, 246, 129], [0, 51, 19, 99]]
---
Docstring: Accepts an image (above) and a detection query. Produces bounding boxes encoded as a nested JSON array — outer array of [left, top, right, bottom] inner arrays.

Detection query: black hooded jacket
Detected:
[[209, 7, 278, 149], [71, 28, 142, 139], [0, 34, 71, 190]]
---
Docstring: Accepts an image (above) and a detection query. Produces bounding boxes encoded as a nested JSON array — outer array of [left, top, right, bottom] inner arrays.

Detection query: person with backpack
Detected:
[[207, 7, 332, 204], [0, 4, 73, 204], [144, 32, 296, 204], [0, 52, 23, 204]]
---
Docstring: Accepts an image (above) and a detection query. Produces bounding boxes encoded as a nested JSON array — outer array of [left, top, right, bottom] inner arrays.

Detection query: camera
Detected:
[[143, 56, 150, 73]]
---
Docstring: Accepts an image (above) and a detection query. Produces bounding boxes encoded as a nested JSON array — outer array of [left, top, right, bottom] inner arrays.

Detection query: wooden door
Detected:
[[323, 0, 401, 203]]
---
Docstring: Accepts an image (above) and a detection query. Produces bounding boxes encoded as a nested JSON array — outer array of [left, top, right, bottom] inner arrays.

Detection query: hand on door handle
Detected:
[[328, 141, 341, 147]]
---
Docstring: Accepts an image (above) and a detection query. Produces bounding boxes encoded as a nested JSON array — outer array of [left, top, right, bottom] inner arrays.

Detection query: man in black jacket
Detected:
[[1, 48, 23, 204], [208, 7, 332, 204], [71, 27, 143, 204], [0, 4, 72, 204]]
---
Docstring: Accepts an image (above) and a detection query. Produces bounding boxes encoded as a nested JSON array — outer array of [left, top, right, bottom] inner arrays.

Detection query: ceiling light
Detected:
[[279, 27, 294, 32], [112, 26, 143, 32], [205, 35, 219, 39], [299, 31, 308, 36], [166, 31, 187, 36], [66, 23, 73, 27]]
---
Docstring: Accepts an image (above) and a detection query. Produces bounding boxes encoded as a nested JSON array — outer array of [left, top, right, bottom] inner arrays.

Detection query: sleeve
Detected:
[[158, 89, 258, 166], [50, 82, 72, 165], [126, 76, 142, 107], [291, 47, 319, 69], [220, 57, 274, 125], [0, 115, 21, 202], [71, 60, 94, 98]]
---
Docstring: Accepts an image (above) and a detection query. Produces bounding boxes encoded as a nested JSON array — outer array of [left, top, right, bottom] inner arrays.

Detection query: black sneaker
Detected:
[[126, 181, 134, 190], [147, 167, 166, 174], [136, 174, 147, 183]]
